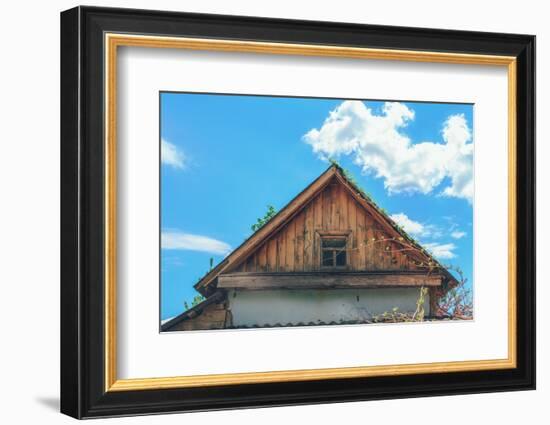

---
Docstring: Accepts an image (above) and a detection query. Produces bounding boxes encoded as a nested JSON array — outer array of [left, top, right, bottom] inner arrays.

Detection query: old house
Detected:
[[162, 165, 458, 332]]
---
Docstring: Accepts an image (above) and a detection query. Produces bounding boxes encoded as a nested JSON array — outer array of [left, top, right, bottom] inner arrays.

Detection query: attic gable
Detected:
[[229, 174, 435, 274], [195, 165, 457, 296]]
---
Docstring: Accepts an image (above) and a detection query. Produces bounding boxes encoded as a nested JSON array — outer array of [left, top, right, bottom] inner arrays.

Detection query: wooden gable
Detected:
[[229, 176, 429, 274], [195, 165, 456, 296], [163, 165, 460, 331]]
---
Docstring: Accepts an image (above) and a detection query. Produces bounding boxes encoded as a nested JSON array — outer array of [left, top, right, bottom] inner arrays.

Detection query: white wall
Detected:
[[0, 1, 546, 424], [229, 288, 430, 327]]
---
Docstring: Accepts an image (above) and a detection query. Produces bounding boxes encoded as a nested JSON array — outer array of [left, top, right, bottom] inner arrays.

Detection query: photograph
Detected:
[[57, 5, 536, 419], [160, 93, 474, 332]]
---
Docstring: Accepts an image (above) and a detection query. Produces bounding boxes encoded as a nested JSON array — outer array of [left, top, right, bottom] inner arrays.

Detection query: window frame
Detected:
[[317, 231, 351, 270]]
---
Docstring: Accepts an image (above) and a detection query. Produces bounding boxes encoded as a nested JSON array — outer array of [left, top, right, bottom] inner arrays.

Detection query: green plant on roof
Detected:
[[251, 204, 277, 232], [184, 294, 206, 311], [328, 157, 342, 169], [329, 158, 373, 201]]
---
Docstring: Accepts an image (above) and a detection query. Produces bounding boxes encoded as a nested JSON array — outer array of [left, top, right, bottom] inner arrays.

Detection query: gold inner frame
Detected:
[[104, 33, 517, 392]]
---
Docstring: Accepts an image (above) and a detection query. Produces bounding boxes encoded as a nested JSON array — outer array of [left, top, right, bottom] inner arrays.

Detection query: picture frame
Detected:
[[60, 5, 535, 419]]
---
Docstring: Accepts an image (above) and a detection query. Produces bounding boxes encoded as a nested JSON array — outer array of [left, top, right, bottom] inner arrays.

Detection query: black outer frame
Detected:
[[60, 5, 536, 419]]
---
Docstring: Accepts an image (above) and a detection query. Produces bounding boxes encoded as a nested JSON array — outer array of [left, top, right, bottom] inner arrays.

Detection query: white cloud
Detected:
[[161, 139, 186, 169], [389, 212, 442, 239], [423, 242, 457, 259], [161, 231, 231, 255], [390, 212, 460, 259], [303, 101, 473, 202], [390, 213, 425, 236]]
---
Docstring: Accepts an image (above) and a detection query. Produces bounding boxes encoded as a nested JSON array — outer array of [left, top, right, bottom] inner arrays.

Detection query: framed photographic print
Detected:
[[60, 6, 535, 419]]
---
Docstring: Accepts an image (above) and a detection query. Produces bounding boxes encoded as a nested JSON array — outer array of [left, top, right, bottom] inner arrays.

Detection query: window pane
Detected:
[[322, 238, 346, 248], [335, 250, 347, 266], [322, 250, 334, 266]]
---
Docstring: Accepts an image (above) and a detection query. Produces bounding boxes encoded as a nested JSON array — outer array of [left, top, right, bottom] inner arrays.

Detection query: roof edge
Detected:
[[161, 291, 226, 332]]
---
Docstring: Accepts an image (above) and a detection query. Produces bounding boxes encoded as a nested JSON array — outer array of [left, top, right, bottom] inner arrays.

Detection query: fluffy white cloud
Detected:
[[161, 139, 186, 169], [451, 230, 467, 239], [389, 212, 459, 259], [161, 231, 231, 255], [389, 212, 442, 239], [423, 242, 457, 259], [390, 213, 425, 236], [303, 101, 473, 202]]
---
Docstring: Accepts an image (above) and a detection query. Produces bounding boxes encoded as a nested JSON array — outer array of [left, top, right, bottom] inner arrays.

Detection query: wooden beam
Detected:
[[218, 271, 442, 290]]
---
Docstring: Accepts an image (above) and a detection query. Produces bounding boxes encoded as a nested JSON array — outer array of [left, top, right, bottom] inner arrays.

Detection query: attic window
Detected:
[[321, 237, 347, 268]]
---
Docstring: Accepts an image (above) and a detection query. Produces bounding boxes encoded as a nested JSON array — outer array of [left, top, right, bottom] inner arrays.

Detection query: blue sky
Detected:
[[160, 93, 474, 321]]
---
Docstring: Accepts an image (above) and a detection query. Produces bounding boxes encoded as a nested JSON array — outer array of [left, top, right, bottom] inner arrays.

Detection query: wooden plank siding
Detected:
[[303, 203, 314, 271], [232, 176, 422, 273], [295, 212, 305, 271]]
